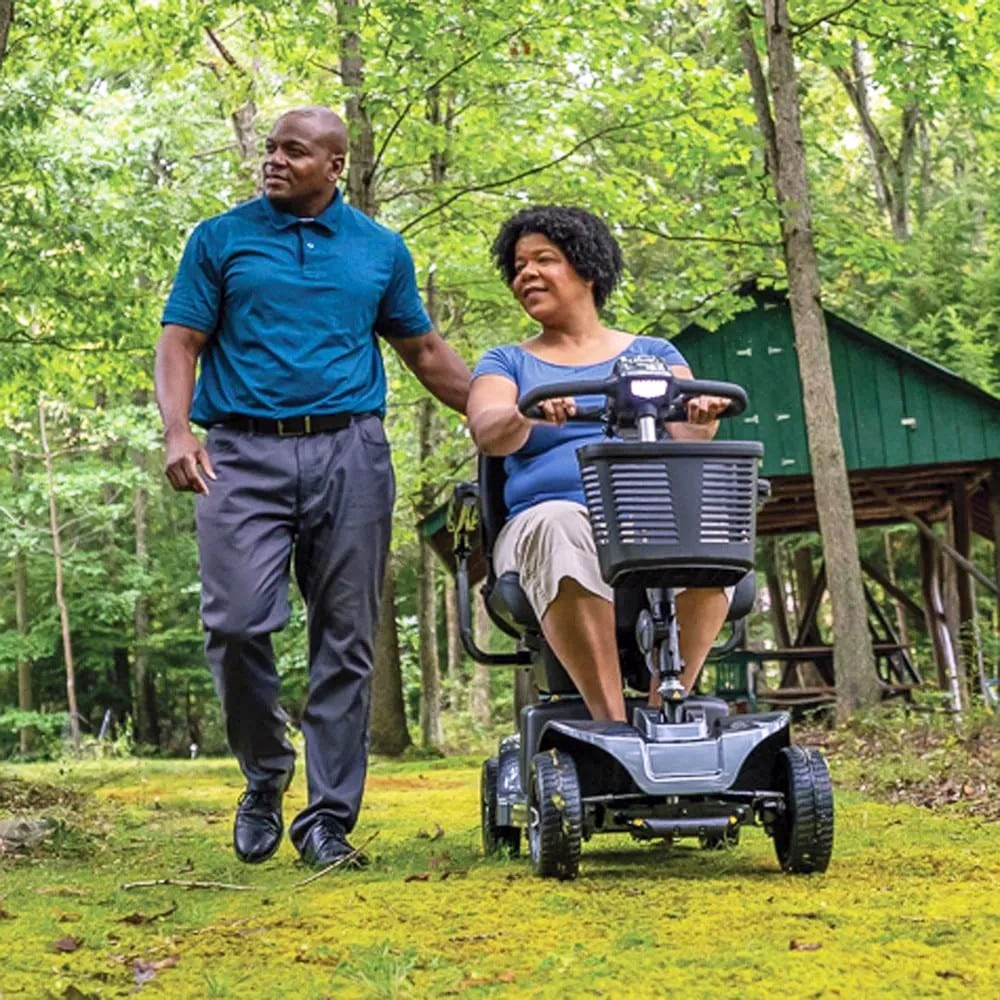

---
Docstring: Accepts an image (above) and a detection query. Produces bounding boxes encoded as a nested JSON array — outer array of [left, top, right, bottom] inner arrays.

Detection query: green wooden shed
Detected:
[[673, 288, 1000, 538], [673, 287, 1000, 706]]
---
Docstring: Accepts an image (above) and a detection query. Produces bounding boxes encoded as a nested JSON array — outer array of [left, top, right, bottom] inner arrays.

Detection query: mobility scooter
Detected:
[[449, 355, 833, 880]]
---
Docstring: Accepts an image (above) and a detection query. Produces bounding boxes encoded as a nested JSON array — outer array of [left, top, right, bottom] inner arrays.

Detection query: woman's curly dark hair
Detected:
[[491, 205, 624, 310]]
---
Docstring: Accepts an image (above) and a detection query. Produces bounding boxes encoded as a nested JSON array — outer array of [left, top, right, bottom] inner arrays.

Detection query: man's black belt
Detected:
[[216, 413, 365, 437]]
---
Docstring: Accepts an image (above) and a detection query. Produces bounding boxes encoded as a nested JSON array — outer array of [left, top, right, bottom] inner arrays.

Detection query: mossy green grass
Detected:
[[1, 753, 997, 998]]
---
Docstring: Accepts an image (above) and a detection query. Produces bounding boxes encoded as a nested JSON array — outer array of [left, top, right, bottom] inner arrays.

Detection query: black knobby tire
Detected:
[[528, 749, 583, 880], [772, 745, 834, 874], [481, 758, 521, 857]]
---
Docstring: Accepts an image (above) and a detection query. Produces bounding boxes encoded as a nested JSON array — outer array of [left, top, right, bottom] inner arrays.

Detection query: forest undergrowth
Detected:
[[1, 707, 997, 999]]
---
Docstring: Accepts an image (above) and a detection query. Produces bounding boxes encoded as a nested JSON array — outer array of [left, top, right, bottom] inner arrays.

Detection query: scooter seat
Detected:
[[488, 571, 539, 629]]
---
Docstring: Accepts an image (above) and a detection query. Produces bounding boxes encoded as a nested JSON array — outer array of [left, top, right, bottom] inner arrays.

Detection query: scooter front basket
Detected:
[[577, 439, 764, 588]]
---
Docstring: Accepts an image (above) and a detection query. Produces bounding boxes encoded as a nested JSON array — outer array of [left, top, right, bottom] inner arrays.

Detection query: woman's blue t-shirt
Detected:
[[472, 336, 687, 519]]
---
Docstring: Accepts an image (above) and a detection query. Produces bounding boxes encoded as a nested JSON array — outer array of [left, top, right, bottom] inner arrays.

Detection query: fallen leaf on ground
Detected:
[[52, 936, 83, 953], [133, 954, 179, 986], [416, 823, 445, 840], [789, 939, 822, 951], [134, 955, 179, 974], [118, 903, 177, 925], [935, 970, 972, 984], [59, 985, 95, 999]]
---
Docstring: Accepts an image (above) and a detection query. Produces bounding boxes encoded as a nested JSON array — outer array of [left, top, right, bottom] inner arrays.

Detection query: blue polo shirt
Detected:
[[162, 192, 432, 426]]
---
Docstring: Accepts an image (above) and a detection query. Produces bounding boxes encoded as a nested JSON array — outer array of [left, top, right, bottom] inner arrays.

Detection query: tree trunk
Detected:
[[832, 39, 917, 241], [792, 546, 822, 645], [38, 398, 81, 751], [0, 0, 12, 71], [418, 394, 443, 749], [337, 2, 411, 745], [741, 1, 877, 720], [370, 566, 412, 755], [418, 537, 443, 748], [11, 450, 33, 754], [338, 0, 378, 216], [883, 530, 910, 650], [203, 27, 258, 191], [131, 402, 159, 748]]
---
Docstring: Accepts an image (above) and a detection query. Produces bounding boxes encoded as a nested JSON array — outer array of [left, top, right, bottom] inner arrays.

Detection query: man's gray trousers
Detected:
[[195, 416, 393, 851]]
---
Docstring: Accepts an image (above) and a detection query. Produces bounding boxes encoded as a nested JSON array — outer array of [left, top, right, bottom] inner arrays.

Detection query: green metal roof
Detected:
[[673, 297, 1000, 479]]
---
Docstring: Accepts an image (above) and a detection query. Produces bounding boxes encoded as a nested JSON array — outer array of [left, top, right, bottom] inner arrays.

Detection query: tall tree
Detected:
[[370, 566, 412, 755], [738, 0, 877, 719], [0, 0, 12, 71], [335, 0, 413, 750], [10, 449, 33, 753], [38, 398, 81, 750]]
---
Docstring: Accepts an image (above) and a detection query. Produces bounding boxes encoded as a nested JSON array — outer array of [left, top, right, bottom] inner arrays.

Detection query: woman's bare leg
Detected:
[[541, 578, 626, 721]]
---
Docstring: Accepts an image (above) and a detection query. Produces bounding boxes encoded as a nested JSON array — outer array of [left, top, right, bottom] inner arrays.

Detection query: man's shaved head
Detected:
[[276, 106, 348, 156], [262, 107, 349, 217]]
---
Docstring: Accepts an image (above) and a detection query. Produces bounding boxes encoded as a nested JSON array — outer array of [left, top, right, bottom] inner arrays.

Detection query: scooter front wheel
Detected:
[[772, 745, 834, 874], [528, 749, 582, 880]]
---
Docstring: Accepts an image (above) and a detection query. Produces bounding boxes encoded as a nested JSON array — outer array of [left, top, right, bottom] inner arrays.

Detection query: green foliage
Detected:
[[0, 708, 68, 758], [0, 0, 997, 753]]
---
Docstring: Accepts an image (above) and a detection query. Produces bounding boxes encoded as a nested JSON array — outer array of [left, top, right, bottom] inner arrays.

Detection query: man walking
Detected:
[[155, 106, 469, 868]]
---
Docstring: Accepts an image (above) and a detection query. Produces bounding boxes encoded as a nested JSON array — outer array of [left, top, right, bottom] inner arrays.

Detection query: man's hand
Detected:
[[164, 427, 216, 494]]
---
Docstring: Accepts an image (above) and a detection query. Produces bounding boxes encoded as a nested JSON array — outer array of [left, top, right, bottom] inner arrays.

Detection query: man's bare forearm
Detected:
[[389, 331, 471, 415], [155, 324, 207, 433]]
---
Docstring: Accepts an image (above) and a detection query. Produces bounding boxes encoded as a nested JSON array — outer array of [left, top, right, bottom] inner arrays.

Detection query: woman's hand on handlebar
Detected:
[[685, 394, 731, 425], [534, 396, 577, 425]]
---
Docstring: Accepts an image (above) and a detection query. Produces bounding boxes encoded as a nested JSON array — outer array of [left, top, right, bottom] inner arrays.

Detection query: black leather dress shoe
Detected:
[[233, 772, 292, 864], [300, 822, 370, 870]]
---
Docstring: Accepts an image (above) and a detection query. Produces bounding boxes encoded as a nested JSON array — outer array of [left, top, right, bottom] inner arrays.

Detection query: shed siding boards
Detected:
[[674, 301, 1000, 479]]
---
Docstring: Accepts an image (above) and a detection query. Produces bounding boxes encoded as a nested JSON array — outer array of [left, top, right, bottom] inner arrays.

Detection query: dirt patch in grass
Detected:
[[799, 709, 1000, 822], [1, 774, 113, 861], [0, 775, 87, 813]]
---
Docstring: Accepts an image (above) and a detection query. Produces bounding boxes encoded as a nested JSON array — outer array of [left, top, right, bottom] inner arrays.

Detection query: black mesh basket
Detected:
[[577, 439, 764, 588]]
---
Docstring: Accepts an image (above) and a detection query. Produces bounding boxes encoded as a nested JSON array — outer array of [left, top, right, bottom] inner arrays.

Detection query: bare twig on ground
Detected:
[[294, 832, 380, 888], [120, 878, 256, 891]]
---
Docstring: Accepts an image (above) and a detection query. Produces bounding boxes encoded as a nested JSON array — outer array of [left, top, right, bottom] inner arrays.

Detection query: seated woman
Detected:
[[467, 205, 732, 722]]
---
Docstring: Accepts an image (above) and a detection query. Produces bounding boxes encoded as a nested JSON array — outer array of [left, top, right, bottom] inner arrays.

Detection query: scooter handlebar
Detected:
[[517, 376, 748, 420]]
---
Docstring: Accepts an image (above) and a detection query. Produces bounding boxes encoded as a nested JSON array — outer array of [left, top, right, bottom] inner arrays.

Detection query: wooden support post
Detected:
[[761, 538, 791, 648], [785, 561, 830, 688], [918, 532, 963, 711], [952, 480, 975, 692], [992, 464, 1000, 632], [865, 479, 998, 595]]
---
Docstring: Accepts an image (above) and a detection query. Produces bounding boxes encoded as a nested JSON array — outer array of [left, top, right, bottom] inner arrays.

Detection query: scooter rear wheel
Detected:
[[528, 749, 582, 880], [481, 757, 521, 857]]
